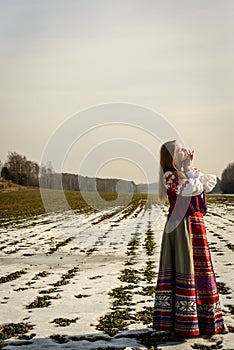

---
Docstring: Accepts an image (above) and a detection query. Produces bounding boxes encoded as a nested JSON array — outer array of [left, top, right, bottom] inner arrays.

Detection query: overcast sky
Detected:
[[0, 0, 233, 183]]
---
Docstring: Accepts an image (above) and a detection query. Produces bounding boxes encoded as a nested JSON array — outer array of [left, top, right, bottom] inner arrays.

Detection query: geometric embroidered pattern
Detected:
[[196, 274, 216, 291], [197, 301, 222, 315], [154, 294, 172, 309], [175, 298, 197, 314]]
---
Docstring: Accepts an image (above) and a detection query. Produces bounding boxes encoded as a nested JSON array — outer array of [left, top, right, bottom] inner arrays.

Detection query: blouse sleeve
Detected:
[[199, 173, 217, 193], [163, 168, 217, 197]]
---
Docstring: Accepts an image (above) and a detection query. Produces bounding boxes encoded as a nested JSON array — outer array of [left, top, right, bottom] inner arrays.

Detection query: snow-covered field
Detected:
[[0, 196, 233, 350]]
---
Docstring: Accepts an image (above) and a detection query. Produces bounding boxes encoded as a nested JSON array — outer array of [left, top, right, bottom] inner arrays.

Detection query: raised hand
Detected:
[[183, 149, 194, 172], [188, 150, 194, 161]]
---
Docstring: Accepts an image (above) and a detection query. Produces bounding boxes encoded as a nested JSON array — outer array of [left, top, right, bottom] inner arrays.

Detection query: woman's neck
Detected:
[[175, 161, 183, 171]]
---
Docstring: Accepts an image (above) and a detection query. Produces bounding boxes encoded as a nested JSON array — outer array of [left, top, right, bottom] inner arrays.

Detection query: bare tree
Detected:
[[3, 152, 39, 186]]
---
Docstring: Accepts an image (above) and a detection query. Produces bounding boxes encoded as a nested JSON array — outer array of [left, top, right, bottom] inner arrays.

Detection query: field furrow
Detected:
[[0, 193, 233, 349]]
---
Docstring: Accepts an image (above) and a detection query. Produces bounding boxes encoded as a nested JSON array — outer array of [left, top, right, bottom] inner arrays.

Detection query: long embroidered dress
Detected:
[[153, 167, 226, 336]]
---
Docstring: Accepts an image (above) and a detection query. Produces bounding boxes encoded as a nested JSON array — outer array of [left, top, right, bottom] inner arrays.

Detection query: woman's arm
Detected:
[[183, 154, 217, 194], [164, 171, 217, 196], [163, 171, 205, 196]]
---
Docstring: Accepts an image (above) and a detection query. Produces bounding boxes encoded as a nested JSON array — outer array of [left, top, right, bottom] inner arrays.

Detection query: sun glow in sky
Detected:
[[0, 0, 233, 183]]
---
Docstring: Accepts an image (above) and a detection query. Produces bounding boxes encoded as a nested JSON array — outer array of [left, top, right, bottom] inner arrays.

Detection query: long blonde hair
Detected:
[[158, 140, 185, 202]]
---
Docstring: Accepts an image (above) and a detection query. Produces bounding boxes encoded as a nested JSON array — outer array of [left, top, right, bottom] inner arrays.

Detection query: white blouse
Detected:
[[163, 167, 217, 197]]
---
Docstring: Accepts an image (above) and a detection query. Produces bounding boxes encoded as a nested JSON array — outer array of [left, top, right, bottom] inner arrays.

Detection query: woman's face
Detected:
[[174, 143, 188, 163]]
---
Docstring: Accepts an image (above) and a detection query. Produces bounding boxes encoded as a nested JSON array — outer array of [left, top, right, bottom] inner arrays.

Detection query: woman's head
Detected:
[[158, 140, 187, 202], [160, 140, 188, 172]]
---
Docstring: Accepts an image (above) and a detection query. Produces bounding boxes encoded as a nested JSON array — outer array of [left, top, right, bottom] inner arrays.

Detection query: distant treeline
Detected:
[[0, 151, 234, 194], [0, 152, 137, 193], [41, 172, 136, 193]]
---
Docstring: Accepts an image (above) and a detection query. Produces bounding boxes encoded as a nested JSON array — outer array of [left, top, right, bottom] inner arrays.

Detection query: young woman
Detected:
[[153, 140, 226, 337]]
